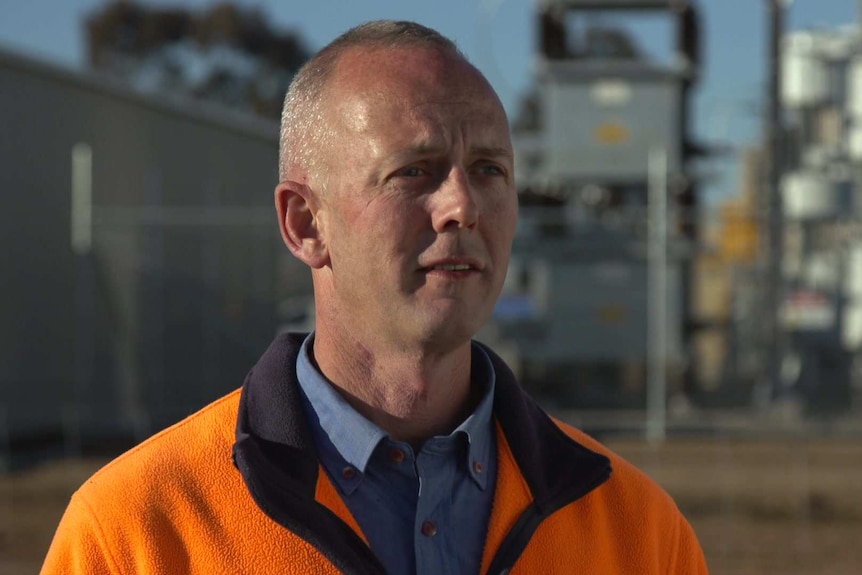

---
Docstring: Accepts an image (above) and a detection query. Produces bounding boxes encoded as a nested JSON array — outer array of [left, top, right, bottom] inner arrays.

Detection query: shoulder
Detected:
[[75, 389, 242, 509], [554, 420, 707, 562], [42, 390, 247, 573], [551, 418, 682, 517], [523, 419, 709, 573]]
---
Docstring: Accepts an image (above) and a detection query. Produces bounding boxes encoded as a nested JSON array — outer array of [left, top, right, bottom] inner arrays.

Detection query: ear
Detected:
[[275, 180, 329, 269]]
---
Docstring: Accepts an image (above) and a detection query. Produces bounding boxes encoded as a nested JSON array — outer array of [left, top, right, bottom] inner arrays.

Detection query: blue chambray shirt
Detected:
[[296, 334, 497, 575]]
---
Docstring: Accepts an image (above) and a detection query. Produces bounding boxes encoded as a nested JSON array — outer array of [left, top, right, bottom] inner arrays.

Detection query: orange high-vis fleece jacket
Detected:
[[42, 333, 708, 575]]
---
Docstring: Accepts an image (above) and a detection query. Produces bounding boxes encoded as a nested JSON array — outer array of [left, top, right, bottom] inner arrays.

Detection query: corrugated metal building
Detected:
[[0, 48, 311, 457]]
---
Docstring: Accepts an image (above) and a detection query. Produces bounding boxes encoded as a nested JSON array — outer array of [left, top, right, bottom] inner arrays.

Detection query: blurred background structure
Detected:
[[2, 1, 862, 574], [1, 0, 312, 461]]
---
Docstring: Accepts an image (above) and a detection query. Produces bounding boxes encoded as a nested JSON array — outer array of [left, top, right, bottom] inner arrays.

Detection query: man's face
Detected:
[[313, 45, 518, 354]]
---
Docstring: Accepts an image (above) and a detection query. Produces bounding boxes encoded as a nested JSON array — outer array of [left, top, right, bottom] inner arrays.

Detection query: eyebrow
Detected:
[[400, 144, 512, 157], [390, 143, 513, 164], [400, 143, 446, 158]]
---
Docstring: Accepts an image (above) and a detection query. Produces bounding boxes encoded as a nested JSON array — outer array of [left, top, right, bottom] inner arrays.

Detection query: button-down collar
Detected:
[[296, 333, 496, 493]]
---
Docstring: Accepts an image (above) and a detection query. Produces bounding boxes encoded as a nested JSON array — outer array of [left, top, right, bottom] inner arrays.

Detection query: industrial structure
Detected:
[[491, 0, 862, 417], [767, 22, 862, 412], [493, 0, 705, 413]]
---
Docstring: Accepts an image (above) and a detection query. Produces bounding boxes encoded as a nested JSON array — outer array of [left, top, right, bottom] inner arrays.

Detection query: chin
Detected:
[[413, 315, 487, 352]]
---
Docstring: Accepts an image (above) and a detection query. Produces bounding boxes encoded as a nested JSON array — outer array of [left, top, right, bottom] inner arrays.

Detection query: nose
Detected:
[[431, 167, 478, 232]]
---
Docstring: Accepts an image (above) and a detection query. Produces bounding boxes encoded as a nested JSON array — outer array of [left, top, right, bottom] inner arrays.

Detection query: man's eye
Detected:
[[476, 164, 504, 176], [399, 166, 424, 177]]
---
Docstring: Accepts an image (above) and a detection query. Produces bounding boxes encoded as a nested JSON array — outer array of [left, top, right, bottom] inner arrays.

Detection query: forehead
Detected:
[[334, 45, 488, 93], [325, 45, 510, 144]]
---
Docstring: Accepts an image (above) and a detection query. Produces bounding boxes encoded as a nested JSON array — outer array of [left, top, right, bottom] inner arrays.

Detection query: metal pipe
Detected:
[[647, 147, 668, 443], [71, 142, 94, 458], [764, 0, 786, 401]]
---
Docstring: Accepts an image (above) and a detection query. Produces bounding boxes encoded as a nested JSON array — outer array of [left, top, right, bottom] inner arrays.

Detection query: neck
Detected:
[[311, 328, 476, 448]]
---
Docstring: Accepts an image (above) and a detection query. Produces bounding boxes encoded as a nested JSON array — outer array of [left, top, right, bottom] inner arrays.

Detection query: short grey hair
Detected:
[[278, 20, 464, 182]]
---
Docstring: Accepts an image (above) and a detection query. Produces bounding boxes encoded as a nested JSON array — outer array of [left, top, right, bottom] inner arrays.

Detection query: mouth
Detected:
[[419, 257, 483, 273], [425, 263, 475, 272]]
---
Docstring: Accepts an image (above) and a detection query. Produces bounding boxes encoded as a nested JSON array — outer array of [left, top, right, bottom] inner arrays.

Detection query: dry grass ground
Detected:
[[606, 438, 862, 575], [1, 458, 107, 575], [2, 438, 861, 574]]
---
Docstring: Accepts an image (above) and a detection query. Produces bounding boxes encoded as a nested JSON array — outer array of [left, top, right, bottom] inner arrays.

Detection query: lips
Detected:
[[420, 257, 483, 272]]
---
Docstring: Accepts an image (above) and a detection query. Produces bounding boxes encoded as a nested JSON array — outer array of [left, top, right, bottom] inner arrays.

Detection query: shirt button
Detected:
[[473, 460, 484, 474], [388, 448, 405, 463], [342, 466, 357, 480], [420, 520, 438, 537]]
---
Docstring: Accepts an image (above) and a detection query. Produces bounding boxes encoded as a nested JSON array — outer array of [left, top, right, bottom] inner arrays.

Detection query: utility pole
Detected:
[[763, 0, 785, 402]]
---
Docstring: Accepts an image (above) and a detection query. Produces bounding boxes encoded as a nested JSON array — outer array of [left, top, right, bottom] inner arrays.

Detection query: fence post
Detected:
[[647, 147, 668, 443]]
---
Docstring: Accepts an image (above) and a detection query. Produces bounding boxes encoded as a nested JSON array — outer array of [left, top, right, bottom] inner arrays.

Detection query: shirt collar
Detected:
[[451, 345, 495, 490], [296, 333, 496, 490], [296, 334, 386, 473]]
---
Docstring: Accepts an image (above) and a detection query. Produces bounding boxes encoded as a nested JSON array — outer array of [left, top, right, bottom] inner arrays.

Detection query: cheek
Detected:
[[341, 206, 423, 271], [376, 199, 429, 238]]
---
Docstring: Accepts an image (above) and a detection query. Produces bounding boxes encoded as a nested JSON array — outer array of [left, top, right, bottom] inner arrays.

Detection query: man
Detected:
[[42, 20, 708, 575]]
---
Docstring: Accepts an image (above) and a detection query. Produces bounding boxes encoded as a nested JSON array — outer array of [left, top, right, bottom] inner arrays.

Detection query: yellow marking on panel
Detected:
[[598, 304, 627, 324], [594, 121, 630, 144]]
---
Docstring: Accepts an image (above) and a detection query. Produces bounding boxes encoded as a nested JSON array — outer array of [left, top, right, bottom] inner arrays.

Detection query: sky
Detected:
[[0, 0, 859, 200]]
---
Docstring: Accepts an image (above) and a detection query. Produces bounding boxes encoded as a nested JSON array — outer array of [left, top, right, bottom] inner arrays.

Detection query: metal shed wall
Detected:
[[0, 49, 311, 446]]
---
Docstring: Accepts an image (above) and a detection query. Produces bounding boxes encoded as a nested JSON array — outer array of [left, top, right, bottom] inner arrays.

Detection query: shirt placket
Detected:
[[414, 438, 458, 575]]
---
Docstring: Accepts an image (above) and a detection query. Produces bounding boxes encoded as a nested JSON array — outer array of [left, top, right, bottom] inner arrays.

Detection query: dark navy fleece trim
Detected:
[[233, 332, 612, 574]]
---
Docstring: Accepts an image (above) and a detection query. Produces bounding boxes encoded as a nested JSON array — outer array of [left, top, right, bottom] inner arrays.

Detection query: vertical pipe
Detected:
[[765, 0, 785, 400], [202, 179, 220, 408], [647, 147, 668, 443], [71, 143, 93, 256], [71, 142, 94, 457]]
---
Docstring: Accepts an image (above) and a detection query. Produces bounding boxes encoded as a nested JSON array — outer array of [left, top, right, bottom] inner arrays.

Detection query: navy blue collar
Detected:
[[232, 332, 612, 575]]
